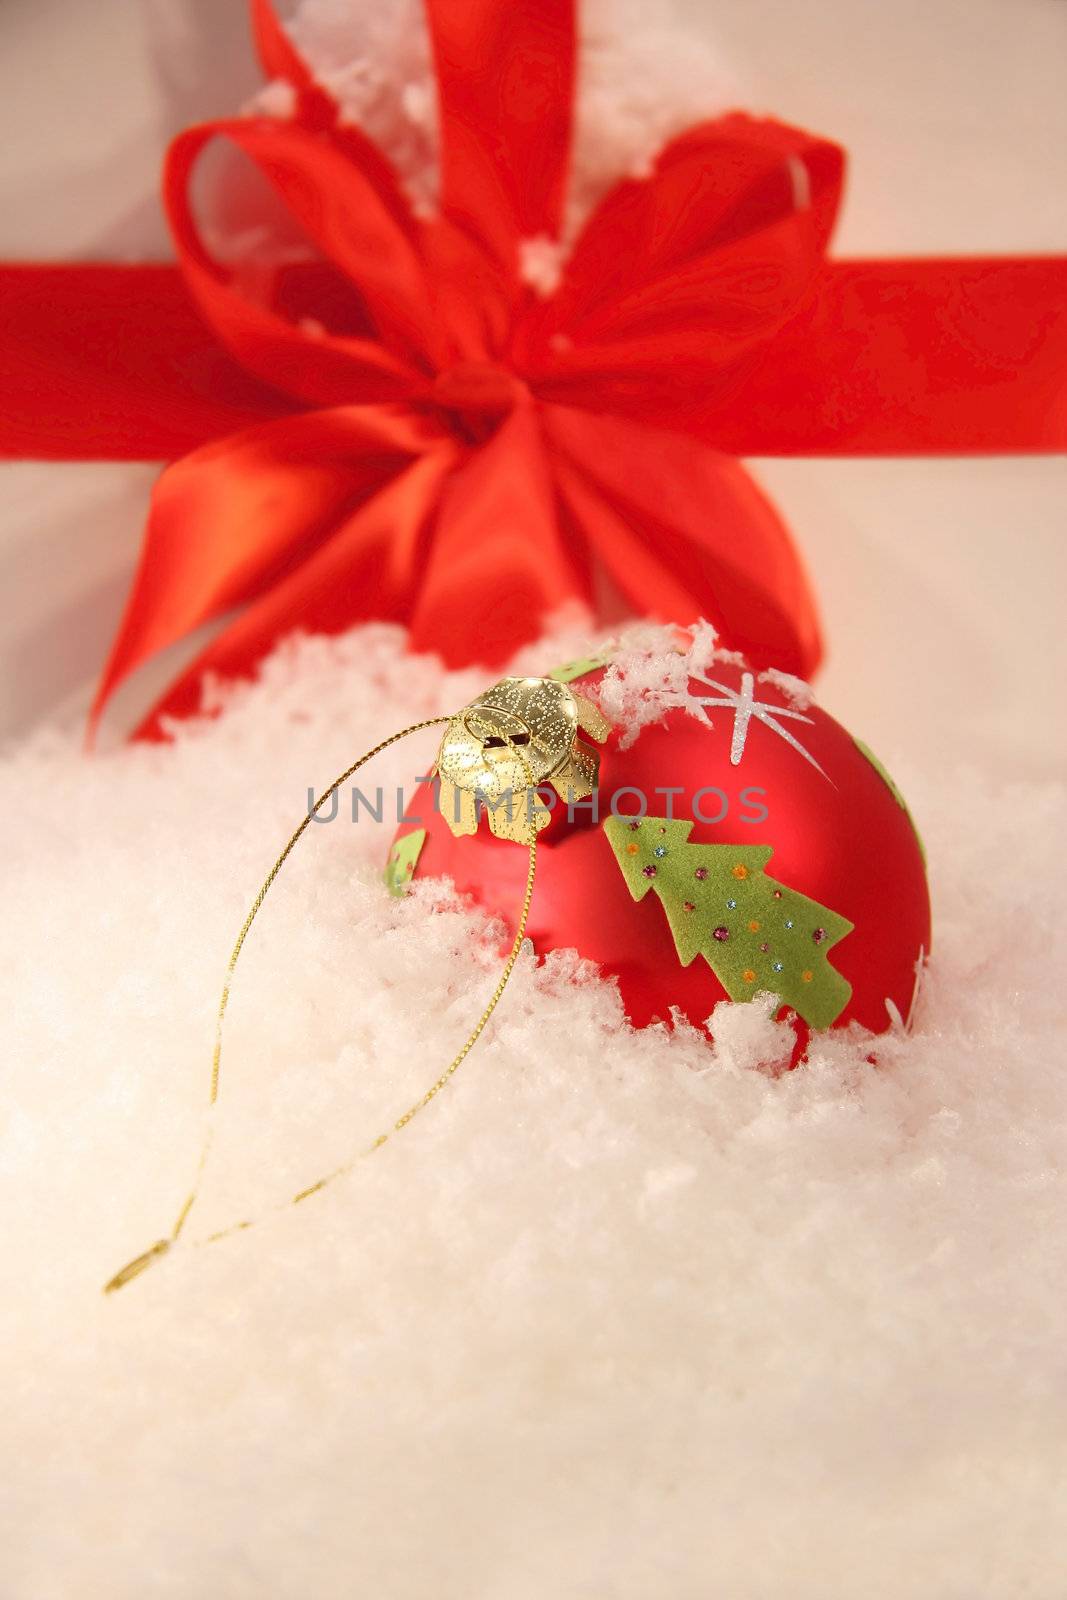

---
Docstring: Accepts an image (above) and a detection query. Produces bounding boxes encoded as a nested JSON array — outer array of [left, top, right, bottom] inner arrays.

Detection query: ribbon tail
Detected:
[[408, 402, 589, 668], [129, 446, 458, 738], [544, 405, 822, 677], [90, 407, 446, 737]]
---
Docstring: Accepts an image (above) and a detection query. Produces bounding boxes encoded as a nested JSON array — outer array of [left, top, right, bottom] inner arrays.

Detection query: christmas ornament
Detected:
[[391, 648, 931, 1040], [2, 0, 1063, 738]]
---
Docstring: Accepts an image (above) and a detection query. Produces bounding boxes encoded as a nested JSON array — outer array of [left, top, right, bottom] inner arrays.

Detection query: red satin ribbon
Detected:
[[0, 0, 1064, 736]]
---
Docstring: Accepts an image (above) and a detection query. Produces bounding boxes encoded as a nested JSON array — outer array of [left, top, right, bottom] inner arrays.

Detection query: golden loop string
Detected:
[[104, 714, 538, 1293]]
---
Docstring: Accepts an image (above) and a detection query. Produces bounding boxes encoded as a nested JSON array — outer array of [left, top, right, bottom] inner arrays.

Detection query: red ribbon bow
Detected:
[[1, 0, 1064, 735]]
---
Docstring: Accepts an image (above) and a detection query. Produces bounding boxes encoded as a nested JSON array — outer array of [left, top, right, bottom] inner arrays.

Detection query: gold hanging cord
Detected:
[[104, 712, 539, 1293]]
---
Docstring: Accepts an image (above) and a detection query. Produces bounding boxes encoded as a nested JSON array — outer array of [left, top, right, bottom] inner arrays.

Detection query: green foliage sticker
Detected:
[[384, 829, 426, 896], [548, 654, 611, 684], [853, 738, 926, 866]]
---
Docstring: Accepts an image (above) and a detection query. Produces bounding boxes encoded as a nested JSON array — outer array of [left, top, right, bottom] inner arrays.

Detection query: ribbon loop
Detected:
[[520, 118, 844, 378], [165, 120, 438, 402]]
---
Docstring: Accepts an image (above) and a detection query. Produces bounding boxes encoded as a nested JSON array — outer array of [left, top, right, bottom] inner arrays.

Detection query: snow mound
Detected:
[[2, 620, 1065, 1598]]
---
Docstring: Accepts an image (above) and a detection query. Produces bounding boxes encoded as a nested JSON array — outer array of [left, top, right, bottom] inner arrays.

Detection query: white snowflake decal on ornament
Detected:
[[884, 945, 927, 1034], [685, 670, 831, 781]]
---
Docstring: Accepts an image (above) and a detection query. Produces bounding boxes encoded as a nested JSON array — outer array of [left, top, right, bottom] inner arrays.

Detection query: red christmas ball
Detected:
[[389, 653, 930, 1043]]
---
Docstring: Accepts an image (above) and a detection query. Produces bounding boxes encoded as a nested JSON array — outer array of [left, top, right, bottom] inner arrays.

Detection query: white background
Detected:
[[1, 0, 1064, 776]]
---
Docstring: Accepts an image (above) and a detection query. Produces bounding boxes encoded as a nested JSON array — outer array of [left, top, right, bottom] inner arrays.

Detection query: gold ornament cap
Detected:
[[435, 676, 610, 843]]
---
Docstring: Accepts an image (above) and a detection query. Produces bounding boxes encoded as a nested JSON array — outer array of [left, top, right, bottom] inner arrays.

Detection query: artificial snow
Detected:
[[594, 619, 757, 748], [2, 621, 1065, 1598], [758, 666, 815, 709]]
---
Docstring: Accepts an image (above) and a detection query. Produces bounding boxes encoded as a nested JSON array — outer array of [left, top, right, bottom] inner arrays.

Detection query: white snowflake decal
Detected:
[[686, 669, 830, 781], [885, 945, 927, 1033]]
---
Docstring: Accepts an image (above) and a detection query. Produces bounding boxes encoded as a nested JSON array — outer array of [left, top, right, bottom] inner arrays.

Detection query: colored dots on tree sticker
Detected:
[[603, 816, 854, 1029]]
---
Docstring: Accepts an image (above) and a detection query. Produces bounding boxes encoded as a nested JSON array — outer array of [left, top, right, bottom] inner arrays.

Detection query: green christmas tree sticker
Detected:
[[603, 816, 854, 1029]]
